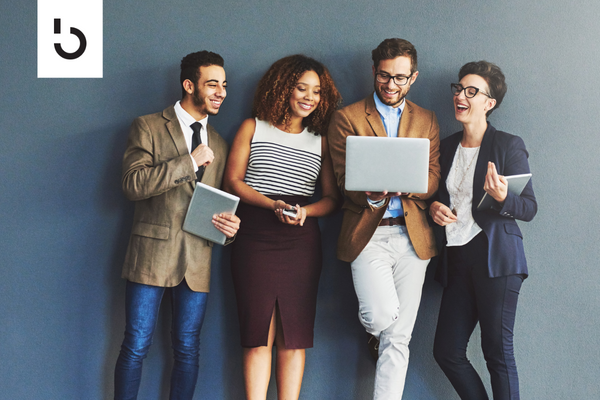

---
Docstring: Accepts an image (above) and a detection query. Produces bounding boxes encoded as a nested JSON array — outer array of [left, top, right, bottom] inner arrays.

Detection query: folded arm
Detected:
[[122, 117, 196, 201]]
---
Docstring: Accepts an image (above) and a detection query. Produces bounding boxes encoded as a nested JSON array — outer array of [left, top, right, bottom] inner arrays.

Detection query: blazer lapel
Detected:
[[472, 123, 495, 211], [163, 106, 189, 157], [163, 106, 197, 191], [365, 94, 387, 137], [442, 133, 461, 185], [398, 100, 413, 138]]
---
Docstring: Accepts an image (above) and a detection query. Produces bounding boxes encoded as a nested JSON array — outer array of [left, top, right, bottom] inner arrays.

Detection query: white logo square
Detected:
[[38, 0, 103, 78]]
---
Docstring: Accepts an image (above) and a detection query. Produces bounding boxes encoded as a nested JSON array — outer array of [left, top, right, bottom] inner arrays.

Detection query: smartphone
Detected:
[[282, 208, 297, 218]]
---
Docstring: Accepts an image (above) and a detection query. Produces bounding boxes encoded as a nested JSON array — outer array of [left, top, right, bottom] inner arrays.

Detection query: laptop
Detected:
[[182, 182, 240, 245], [345, 136, 430, 193]]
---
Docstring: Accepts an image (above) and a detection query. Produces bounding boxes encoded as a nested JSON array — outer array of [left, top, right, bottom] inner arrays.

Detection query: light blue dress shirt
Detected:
[[373, 92, 405, 218]]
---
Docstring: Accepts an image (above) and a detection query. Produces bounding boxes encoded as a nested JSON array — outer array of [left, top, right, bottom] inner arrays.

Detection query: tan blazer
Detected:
[[120, 105, 229, 292], [327, 95, 440, 262]]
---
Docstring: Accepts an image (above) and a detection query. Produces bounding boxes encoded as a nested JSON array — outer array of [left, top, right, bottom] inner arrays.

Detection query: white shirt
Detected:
[[174, 101, 208, 172], [445, 144, 482, 246]]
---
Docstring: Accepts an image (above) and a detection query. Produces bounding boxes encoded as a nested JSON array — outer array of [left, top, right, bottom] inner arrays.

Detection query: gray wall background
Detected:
[[1, 0, 598, 399]]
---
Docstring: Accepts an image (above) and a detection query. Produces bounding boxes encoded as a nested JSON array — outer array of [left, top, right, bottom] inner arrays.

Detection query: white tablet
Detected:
[[345, 136, 430, 193], [182, 182, 239, 245], [477, 173, 532, 210]]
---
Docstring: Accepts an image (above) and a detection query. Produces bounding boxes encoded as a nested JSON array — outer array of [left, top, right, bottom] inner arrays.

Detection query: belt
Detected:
[[379, 216, 406, 226]]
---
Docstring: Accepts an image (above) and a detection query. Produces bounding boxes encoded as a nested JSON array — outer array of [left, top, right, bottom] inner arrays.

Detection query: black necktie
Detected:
[[190, 122, 205, 181]]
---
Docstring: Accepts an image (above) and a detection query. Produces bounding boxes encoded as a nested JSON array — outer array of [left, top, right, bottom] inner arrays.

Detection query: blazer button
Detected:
[[404, 211, 408, 216]]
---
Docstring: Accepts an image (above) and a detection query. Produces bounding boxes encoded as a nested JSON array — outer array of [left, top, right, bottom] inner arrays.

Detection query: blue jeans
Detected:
[[114, 279, 208, 400]]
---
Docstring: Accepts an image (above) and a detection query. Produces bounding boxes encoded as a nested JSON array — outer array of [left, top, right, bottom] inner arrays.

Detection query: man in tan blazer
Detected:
[[328, 38, 440, 400], [114, 51, 240, 399]]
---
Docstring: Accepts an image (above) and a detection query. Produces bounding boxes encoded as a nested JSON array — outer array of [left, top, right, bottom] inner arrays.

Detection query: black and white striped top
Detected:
[[244, 119, 322, 196]]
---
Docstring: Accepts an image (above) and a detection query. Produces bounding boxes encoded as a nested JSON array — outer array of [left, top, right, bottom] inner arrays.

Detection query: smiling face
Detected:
[[185, 64, 227, 119], [288, 70, 321, 119], [373, 56, 418, 107], [454, 74, 496, 125]]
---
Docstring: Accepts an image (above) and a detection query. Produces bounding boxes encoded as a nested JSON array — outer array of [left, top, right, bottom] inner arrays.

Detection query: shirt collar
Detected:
[[373, 92, 405, 121], [174, 101, 209, 130]]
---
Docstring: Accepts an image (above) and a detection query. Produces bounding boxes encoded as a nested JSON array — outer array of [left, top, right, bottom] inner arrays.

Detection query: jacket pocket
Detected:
[[504, 223, 522, 238], [132, 222, 170, 240]]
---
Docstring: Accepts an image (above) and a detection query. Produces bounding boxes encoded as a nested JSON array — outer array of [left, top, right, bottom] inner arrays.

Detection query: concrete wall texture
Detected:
[[1, 0, 599, 399]]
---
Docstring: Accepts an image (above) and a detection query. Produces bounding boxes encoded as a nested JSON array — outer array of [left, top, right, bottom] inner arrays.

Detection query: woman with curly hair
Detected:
[[223, 55, 342, 400]]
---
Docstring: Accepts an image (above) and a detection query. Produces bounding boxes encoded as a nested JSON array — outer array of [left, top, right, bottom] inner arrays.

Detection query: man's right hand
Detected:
[[191, 144, 214, 167], [212, 213, 240, 238]]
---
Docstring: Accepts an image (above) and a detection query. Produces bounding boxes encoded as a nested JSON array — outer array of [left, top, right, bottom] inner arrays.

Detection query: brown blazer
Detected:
[[120, 105, 229, 292], [327, 95, 441, 262]]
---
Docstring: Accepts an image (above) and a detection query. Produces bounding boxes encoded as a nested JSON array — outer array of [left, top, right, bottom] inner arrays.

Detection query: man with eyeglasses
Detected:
[[328, 38, 440, 400]]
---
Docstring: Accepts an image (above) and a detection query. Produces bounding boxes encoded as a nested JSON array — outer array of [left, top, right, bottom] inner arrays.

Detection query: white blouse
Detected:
[[445, 144, 483, 247]]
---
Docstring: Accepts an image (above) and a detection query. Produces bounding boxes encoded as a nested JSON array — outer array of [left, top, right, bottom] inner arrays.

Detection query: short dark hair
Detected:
[[180, 51, 224, 97], [372, 38, 417, 73], [458, 61, 507, 117], [252, 54, 342, 136]]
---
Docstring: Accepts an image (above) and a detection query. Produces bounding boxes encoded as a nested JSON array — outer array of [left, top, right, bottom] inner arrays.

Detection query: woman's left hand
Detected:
[[484, 162, 508, 203], [274, 203, 307, 226]]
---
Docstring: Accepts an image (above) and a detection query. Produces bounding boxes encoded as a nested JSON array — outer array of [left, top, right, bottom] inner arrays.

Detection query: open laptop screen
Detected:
[[345, 136, 430, 193]]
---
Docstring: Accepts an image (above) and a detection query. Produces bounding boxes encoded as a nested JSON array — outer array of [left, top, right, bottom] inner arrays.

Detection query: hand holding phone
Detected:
[[282, 208, 298, 218], [274, 203, 306, 226]]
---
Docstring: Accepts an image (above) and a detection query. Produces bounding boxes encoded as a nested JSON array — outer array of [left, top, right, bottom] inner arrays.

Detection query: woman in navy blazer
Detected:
[[429, 61, 537, 400]]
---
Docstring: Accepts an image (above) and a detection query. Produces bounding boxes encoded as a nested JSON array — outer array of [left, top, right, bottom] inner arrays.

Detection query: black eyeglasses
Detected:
[[451, 83, 492, 98], [376, 72, 413, 86]]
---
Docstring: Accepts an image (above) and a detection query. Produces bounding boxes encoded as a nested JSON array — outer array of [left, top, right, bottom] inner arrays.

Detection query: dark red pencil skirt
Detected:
[[231, 195, 322, 349]]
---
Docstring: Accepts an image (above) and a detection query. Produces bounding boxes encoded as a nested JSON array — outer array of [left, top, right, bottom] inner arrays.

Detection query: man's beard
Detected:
[[192, 87, 218, 116], [374, 83, 409, 107]]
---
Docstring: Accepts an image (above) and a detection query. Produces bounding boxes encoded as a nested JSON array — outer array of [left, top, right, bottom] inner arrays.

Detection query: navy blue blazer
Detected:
[[433, 123, 537, 286]]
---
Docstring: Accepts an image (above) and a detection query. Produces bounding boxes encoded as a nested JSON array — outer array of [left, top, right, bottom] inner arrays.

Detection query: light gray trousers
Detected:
[[351, 225, 429, 400]]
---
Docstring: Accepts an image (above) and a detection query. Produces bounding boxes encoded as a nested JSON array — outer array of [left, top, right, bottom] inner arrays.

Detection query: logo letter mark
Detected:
[[53, 18, 87, 60]]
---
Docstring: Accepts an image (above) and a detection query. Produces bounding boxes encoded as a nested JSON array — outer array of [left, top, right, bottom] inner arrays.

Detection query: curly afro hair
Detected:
[[252, 55, 342, 135]]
